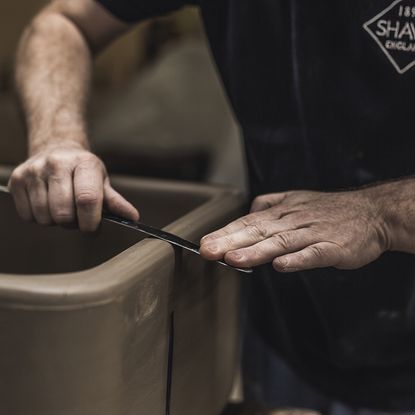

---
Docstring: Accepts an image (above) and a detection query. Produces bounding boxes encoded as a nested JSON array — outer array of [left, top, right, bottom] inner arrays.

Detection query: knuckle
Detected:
[[240, 214, 256, 227], [25, 164, 43, 181], [30, 159, 46, 174], [26, 168, 37, 181], [272, 232, 292, 250], [10, 170, 25, 187], [52, 210, 74, 224], [76, 191, 100, 208], [246, 223, 268, 239], [46, 154, 64, 173], [221, 235, 235, 249], [253, 195, 266, 205], [253, 195, 273, 209], [309, 245, 325, 259]]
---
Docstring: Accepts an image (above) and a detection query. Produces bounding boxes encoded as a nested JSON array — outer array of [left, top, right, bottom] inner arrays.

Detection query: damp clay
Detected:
[[0, 167, 244, 415]]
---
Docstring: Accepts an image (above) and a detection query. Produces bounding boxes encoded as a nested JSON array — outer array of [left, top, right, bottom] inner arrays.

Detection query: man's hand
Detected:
[[8, 144, 139, 232], [200, 189, 391, 273]]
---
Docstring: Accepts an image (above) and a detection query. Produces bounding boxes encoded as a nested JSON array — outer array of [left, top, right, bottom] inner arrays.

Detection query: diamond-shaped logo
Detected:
[[364, 0, 415, 74]]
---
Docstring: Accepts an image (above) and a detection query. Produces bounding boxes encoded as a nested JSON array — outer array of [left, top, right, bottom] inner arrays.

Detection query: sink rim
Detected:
[[0, 167, 244, 309]]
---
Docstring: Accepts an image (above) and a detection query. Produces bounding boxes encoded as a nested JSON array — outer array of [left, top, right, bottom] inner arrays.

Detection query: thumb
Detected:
[[103, 179, 140, 221]]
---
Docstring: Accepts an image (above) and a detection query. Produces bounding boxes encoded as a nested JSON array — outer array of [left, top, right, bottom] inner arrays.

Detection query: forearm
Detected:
[[16, 9, 92, 156], [10, 0, 139, 232]]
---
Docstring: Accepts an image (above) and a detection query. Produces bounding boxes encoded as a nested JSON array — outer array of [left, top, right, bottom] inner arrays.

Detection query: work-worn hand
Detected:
[[8, 143, 139, 232], [200, 189, 391, 272]]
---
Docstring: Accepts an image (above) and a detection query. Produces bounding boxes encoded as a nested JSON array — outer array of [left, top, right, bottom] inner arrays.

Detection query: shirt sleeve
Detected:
[[95, 0, 196, 24]]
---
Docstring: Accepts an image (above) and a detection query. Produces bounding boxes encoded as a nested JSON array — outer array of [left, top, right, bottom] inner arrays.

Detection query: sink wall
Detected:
[[0, 167, 244, 415]]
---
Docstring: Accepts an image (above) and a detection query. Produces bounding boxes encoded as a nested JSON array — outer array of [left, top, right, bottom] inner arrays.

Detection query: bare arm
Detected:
[[11, 0, 138, 231]]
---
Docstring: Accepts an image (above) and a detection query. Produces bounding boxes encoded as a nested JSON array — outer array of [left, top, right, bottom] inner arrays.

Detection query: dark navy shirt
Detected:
[[96, 0, 415, 410]]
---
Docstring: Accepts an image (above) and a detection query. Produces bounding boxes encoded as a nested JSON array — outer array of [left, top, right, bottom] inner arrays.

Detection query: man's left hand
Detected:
[[200, 189, 391, 273]]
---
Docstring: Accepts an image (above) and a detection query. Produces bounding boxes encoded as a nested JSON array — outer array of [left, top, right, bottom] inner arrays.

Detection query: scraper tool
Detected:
[[0, 185, 252, 274]]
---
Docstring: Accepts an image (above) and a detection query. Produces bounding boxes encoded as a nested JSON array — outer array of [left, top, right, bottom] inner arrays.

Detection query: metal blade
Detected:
[[103, 213, 253, 274], [0, 185, 252, 274]]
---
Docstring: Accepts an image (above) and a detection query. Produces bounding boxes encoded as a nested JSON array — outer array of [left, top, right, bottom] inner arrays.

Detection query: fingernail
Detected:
[[207, 244, 219, 253], [230, 252, 244, 261]]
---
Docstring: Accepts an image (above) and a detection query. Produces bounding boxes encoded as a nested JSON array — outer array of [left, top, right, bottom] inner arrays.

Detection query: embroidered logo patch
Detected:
[[364, 0, 415, 74]]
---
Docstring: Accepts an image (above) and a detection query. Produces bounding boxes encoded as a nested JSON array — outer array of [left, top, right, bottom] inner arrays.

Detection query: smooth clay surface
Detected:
[[0, 166, 245, 415]]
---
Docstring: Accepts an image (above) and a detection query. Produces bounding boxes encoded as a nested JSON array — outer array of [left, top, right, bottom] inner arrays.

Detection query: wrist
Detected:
[[358, 184, 395, 252], [363, 180, 413, 253], [27, 107, 89, 156], [29, 133, 89, 156]]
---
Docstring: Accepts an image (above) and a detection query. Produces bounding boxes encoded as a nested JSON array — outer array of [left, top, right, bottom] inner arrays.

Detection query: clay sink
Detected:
[[0, 166, 244, 415]]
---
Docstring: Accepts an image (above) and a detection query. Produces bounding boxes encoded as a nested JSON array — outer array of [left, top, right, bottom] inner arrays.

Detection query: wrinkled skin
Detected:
[[200, 189, 391, 273], [8, 143, 139, 232]]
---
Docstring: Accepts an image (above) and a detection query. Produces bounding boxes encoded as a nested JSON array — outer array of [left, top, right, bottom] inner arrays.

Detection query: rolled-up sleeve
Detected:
[[95, 0, 194, 23]]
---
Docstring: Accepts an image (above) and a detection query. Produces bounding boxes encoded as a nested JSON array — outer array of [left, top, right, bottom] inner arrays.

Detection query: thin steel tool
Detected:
[[0, 184, 252, 274]]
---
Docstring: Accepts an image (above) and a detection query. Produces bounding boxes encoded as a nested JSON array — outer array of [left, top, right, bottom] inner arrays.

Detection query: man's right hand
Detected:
[[8, 144, 139, 232]]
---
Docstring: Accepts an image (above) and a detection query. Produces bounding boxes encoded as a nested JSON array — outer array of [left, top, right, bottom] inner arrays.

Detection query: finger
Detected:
[[26, 178, 52, 226], [74, 163, 104, 232], [273, 242, 343, 273], [48, 172, 75, 226], [104, 179, 139, 221], [8, 174, 33, 222], [200, 217, 298, 261], [11, 187, 34, 222], [201, 210, 273, 245], [224, 229, 320, 267], [250, 193, 287, 213]]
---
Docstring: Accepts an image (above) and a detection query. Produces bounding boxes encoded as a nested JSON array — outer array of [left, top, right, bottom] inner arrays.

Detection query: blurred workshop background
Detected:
[[0, 1, 247, 191]]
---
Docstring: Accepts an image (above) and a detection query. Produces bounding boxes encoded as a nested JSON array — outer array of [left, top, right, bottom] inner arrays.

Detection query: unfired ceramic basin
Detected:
[[0, 166, 244, 415]]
